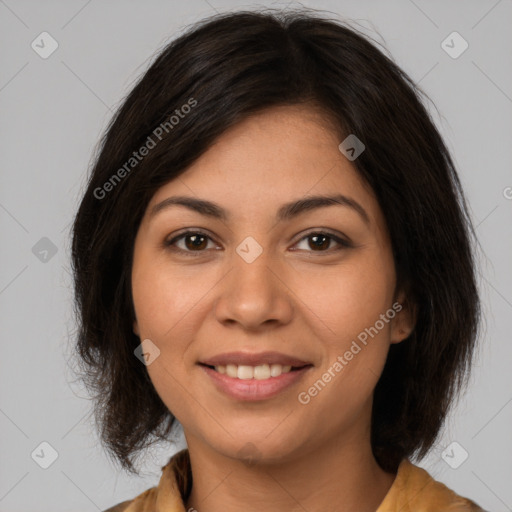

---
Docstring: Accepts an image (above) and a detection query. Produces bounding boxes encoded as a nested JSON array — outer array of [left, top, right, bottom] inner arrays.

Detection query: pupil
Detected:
[[187, 234, 206, 250], [310, 234, 329, 250]]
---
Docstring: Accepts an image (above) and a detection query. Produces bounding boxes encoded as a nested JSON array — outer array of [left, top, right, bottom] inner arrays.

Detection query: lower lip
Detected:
[[199, 364, 312, 401]]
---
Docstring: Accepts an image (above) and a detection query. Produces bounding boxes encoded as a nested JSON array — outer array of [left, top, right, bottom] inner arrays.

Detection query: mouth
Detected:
[[198, 362, 312, 380], [198, 354, 314, 401], [197, 351, 314, 400]]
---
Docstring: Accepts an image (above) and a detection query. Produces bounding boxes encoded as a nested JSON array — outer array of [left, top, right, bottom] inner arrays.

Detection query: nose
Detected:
[[213, 247, 293, 331]]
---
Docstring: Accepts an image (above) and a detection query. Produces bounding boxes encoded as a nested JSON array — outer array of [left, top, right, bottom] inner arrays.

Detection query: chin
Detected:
[[213, 436, 305, 467]]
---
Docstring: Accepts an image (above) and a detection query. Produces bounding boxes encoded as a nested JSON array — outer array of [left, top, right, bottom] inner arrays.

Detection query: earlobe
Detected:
[[391, 325, 413, 344], [390, 292, 417, 344], [133, 320, 140, 337]]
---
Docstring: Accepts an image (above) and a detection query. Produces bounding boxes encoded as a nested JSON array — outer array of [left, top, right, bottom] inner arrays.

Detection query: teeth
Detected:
[[216, 363, 293, 379]]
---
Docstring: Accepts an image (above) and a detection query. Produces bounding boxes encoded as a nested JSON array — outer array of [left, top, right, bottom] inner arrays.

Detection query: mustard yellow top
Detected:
[[104, 448, 486, 512]]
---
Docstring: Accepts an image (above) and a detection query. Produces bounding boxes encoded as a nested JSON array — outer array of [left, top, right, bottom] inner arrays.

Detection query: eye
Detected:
[[164, 230, 219, 255], [292, 231, 352, 253]]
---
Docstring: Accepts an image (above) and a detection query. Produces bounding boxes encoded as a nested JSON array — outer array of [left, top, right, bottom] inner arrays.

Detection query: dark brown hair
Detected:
[[70, 7, 481, 474]]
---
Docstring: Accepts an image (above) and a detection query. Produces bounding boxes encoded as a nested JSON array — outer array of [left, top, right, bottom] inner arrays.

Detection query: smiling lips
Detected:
[[199, 350, 312, 378], [199, 350, 313, 400]]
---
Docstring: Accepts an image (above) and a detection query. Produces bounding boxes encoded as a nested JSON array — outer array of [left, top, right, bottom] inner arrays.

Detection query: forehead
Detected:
[[146, 104, 384, 232]]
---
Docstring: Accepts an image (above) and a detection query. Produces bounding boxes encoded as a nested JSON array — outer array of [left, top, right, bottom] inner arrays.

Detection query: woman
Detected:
[[71, 8, 486, 512]]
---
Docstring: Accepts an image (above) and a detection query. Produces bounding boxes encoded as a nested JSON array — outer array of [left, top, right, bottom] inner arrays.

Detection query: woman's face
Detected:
[[131, 104, 414, 463]]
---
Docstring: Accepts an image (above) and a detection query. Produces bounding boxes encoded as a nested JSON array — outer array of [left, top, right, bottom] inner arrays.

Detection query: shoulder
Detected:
[[102, 487, 157, 512], [102, 500, 132, 512], [101, 449, 189, 512], [378, 459, 487, 511]]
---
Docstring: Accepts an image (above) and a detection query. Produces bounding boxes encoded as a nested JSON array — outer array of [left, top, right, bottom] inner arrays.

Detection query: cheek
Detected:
[[299, 251, 395, 341], [319, 259, 395, 392], [296, 252, 396, 410], [296, 270, 395, 423], [132, 256, 200, 339], [131, 257, 199, 420], [131, 251, 219, 394]]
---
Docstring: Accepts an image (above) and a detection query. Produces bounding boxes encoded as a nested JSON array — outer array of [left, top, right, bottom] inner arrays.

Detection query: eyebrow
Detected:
[[149, 194, 370, 225]]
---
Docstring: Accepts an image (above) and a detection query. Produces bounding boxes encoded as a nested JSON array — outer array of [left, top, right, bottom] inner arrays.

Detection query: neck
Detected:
[[183, 425, 396, 512]]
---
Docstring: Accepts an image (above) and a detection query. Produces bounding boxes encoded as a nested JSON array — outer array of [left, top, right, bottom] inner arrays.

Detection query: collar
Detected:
[[154, 448, 192, 512]]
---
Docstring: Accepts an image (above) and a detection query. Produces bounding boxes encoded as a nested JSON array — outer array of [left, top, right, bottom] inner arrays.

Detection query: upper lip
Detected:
[[199, 351, 312, 367]]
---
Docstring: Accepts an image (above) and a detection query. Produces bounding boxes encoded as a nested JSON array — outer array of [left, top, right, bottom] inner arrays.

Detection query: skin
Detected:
[[131, 104, 415, 512]]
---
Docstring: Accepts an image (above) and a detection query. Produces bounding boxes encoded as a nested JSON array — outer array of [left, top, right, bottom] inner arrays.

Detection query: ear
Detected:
[[390, 288, 416, 344], [133, 319, 140, 337]]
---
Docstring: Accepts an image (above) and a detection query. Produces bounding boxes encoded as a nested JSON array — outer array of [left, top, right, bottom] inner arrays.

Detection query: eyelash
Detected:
[[163, 229, 352, 257]]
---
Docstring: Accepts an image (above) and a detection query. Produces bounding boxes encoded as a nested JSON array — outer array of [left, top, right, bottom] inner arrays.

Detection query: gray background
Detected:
[[0, 0, 511, 510]]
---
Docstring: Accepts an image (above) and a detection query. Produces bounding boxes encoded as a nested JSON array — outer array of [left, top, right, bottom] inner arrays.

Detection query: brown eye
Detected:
[[165, 230, 217, 255], [308, 234, 331, 251], [183, 233, 208, 250], [293, 231, 351, 253]]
